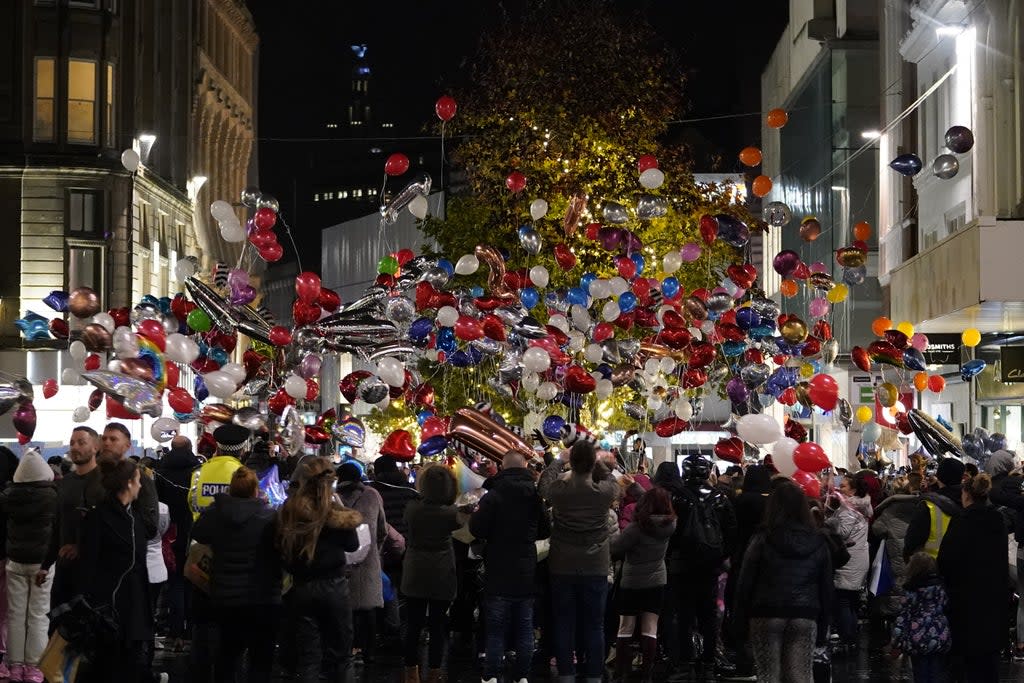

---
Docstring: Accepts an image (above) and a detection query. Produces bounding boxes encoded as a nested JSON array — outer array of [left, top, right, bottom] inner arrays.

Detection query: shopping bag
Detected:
[[39, 631, 82, 683], [868, 542, 894, 596], [184, 542, 213, 594], [344, 523, 372, 565]]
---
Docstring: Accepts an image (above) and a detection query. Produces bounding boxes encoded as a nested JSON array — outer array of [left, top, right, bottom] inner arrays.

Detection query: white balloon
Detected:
[[72, 406, 91, 423], [529, 265, 550, 288], [601, 300, 621, 322], [210, 200, 234, 221], [165, 333, 200, 363], [436, 306, 459, 327], [522, 372, 541, 392], [644, 358, 661, 375], [151, 417, 181, 443], [408, 194, 429, 220], [570, 305, 591, 331], [673, 399, 693, 420], [688, 326, 703, 342], [639, 168, 665, 189], [736, 414, 783, 445], [608, 277, 629, 296], [454, 254, 479, 275], [659, 357, 676, 374], [536, 381, 558, 401], [584, 343, 604, 363], [69, 340, 87, 362], [107, 360, 122, 372], [91, 312, 116, 333], [221, 362, 247, 384], [772, 437, 800, 477], [646, 396, 664, 411], [205, 371, 238, 399], [523, 347, 551, 373], [219, 217, 246, 243], [663, 251, 683, 274], [376, 357, 406, 387], [548, 314, 570, 334], [283, 373, 308, 400], [174, 259, 197, 282], [62, 368, 82, 384], [120, 148, 140, 172], [529, 198, 549, 221], [595, 379, 613, 399], [567, 331, 585, 352]]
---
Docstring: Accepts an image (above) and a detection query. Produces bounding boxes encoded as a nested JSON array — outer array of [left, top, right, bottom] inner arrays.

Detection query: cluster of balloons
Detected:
[[889, 125, 974, 180]]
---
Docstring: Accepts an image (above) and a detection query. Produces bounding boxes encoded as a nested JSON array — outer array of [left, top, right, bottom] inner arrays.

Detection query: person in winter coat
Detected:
[[937, 473, 1009, 682], [469, 450, 549, 683], [988, 450, 1024, 659], [610, 487, 676, 682], [370, 456, 419, 543], [401, 464, 461, 683], [825, 491, 869, 652], [0, 450, 57, 683], [192, 466, 282, 683], [145, 503, 169, 610], [336, 463, 386, 663], [538, 442, 619, 683], [77, 457, 153, 682], [278, 457, 362, 683], [904, 458, 965, 560], [891, 552, 950, 683], [735, 479, 833, 683], [155, 436, 199, 647], [870, 476, 922, 617]]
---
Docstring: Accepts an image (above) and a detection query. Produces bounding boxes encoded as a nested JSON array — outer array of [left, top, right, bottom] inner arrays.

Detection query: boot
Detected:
[[403, 666, 421, 683], [640, 636, 658, 681], [425, 668, 445, 683], [614, 636, 633, 680]]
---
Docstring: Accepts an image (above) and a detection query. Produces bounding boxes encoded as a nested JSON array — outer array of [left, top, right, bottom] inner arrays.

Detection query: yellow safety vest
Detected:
[[923, 500, 952, 558], [189, 455, 243, 520]]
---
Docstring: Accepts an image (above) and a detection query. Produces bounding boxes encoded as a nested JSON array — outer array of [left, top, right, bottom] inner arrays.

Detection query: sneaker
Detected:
[[8, 664, 24, 683], [21, 668, 43, 683]]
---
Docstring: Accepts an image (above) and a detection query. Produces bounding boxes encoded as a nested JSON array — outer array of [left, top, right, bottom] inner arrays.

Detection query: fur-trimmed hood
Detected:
[[327, 505, 363, 530]]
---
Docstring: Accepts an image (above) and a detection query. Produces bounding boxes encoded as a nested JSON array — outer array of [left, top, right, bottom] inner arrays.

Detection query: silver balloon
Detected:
[[357, 375, 389, 404], [821, 339, 839, 366], [240, 186, 262, 208], [233, 406, 268, 431], [623, 403, 646, 421], [602, 201, 629, 224], [242, 379, 269, 397], [385, 296, 416, 322], [635, 194, 668, 220], [750, 296, 781, 319], [740, 362, 771, 387], [708, 365, 730, 385], [274, 405, 305, 455], [494, 306, 527, 326], [472, 338, 502, 355], [932, 154, 960, 180], [380, 173, 432, 225], [80, 370, 162, 417], [835, 399, 853, 430], [255, 194, 280, 212], [519, 228, 542, 255], [706, 292, 735, 314], [512, 316, 547, 339], [185, 277, 240, 332], [421, 266, 450, 289], [458, 299, 481, 318], [365, 340, 418, 361], [762, 201, 792, 227], [341, 286, 389, 315]]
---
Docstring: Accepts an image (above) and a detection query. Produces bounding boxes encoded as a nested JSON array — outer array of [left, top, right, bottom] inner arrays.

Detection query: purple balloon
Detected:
[[227, 269, 249, 289], [680, 242, 702, 262], [620, 231, 644, 255], [42, 290, 70, 313], [597, 227, 625, 251], [772, 250, 801, 278], [726, 377, 750, 404], [298, 353, 323, 379], [228, 284, 257, 306], [13, 402, 36, 439]]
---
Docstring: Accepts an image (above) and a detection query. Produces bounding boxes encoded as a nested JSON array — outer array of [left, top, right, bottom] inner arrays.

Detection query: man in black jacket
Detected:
[[987, 449, 1024, 659], [156, 436, 200, 648], [369, 455, 419, 542], [101, 422, 159, 538], [903, 457, 964, 560], [470, 451, 550, 683]]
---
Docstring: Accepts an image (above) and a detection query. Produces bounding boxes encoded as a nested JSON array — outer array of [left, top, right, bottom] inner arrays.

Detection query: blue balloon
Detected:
[[193, 375, 209, 402], [520, 287, 539, 309], [722, 340, 747, 357], [630, 253, 645, 276], [735, 307, 761, 331], [470, 286, 485, 298], [596, 363, 612, 379], [903, 347, 927, 371], [580, 272, 597, 292], [42, 290, 69, 313], [618, 291, 637, 313], [418, 435, 449, 457], [566, 287, 589, 306], [173, 409, 197, 424], [661, 277, 680, 299], [518, 224, 532, 238], [447, 350, 474, 367], [208, 347, 229, 366], [436, 327, 457, 353], [960, 359, 986, 382], [416, 409, 435, 426], [889, 153, 923, 177], [158, 296, 173, 315], [748, 324, 775, 339], [140, 294, 160, 307], [498, 248, 510, 261], [436, 258, 454, 276], [843, 265, 867, 286], [543, 415, 566, 440], [409, 317, 433, 340], [197, 341, 210, 356]]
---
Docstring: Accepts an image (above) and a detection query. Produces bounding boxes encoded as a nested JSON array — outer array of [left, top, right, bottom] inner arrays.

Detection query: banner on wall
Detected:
[[1000, 346, 1024, 382]]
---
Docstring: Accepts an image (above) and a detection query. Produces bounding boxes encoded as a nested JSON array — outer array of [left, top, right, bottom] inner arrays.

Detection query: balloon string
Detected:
[[437, 121, 446, 216]]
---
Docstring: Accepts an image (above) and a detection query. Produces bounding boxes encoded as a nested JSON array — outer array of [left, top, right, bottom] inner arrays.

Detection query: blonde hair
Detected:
[[963, 472, 992, 501], [229, 466, 259, 498], [277, 457, 338, 564], [905, 551, 938, 584]]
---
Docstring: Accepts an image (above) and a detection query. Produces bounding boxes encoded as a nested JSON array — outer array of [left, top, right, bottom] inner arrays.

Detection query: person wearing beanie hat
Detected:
[[369, 454, 418, 543], [904, 457, 965, 560], [984, 450, 1017, 479], [0, 449, 58, 682]]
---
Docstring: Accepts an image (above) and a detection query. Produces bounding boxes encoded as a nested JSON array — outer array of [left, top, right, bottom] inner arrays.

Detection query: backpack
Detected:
[[678, 488, 724, 564]]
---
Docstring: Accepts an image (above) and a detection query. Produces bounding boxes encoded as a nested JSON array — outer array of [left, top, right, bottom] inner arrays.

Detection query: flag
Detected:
[[868, 542, 894, 596]]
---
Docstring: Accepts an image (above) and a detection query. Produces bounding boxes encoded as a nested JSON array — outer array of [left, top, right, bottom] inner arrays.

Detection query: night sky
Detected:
[[246, 0, 790, 267]]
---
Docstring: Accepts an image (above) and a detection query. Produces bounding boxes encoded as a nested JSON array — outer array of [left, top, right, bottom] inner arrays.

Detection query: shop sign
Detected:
[[1000, 346, 1024, 382], [923, 334, 961, 366]]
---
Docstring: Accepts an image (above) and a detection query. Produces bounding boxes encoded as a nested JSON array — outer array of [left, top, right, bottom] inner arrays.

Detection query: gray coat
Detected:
[[538, 459, 619, 577], [338, 482, 387, 610], [871, 493, 921, 615], [827, 504, 869, 591], [611, 514, 676, 589]]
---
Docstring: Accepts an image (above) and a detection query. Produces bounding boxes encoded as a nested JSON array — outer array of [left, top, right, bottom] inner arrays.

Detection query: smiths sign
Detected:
[[923, 334, 961, 366], [1001, 346, 1024, 382]]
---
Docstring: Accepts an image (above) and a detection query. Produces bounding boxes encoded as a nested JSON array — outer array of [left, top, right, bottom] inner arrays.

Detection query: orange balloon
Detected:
[[871, 316, 892, 337], [766, 108, 789, 129], [751, 175, 773, 198], [853, 221, 872, 242], [780, 279, 798, 298], [927, 375, 946, 393], [913, 372, 928, 392], [739, 147, 762, 167]]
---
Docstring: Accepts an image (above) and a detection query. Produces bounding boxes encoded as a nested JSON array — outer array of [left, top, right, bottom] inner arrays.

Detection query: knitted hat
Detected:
[[936, 457, 966, 487], [985, 450, 1017, 478], [14, 448, 54, 483]]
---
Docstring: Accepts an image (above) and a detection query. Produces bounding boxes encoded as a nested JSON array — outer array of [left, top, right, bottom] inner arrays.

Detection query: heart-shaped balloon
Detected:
[[553, 243, 577, 270], [481, 314, 506, 341], [380, 429, 416, 461], [564, 365, 597, 393], [339, 370, 373, 404], [655, 417, 689, 438], [868, 340, 904, 368], [661, 328, 692, 350], [726, 263, 757, 289], [714, 436, 744, 463], [883, 329, 909, 350], [850, 346, 871, 372], [699, 215, 718, 245]]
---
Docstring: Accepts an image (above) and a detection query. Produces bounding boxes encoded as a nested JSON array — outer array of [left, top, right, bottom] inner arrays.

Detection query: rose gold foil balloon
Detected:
[[81, 323, 113, 351], [68, 287, 101, 319]]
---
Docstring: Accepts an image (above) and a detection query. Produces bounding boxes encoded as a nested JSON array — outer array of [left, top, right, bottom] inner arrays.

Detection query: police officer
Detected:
[[189, 424, 249, 520]]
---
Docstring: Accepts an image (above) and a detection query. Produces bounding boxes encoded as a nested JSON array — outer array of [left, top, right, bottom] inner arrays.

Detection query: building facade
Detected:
[[0, 0, 257, 444]]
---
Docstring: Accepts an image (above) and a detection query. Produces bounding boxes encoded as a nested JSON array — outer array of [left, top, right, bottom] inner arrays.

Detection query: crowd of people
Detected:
[[0, 422, 1019, 683]]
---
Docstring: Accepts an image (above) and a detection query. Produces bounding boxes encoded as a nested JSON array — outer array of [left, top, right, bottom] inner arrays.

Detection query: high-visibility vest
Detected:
[[923, 500, 953, 558], [189, 455, 243, 519]]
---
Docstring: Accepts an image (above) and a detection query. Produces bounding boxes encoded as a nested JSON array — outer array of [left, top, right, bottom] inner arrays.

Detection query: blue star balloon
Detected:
[[15, 311, 51, 341]]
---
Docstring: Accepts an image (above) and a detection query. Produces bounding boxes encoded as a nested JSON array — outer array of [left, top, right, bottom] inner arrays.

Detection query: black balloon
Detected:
[[944, 125, 974, 154], [889, 153, 923, 177]]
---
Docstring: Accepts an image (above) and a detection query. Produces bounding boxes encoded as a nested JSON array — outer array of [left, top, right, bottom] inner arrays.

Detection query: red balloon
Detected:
[[554, 244, 577, 271], [792, 469, 821, 498], [779, 387, 797, 406], [292, 301, 321, 326], [253, 207, 277, 231], [785, 419, 808, 443], [205, 330, 238, 355], [813, 320, 833, 341], [49, 318, 69, 339], [637, 154, 659, 173], [564, 365, 596, 394], [505, 171, 527, 194], [109, 307, 130, 329], [268, 388, 295, 416], [454, 315, 484, 341], [661, 327, 691, 350], [242, 349, 265, 379], [168, 387, 194, 413], [165, 362, 180, 388], [592, 322, 614, 342], [699, 214, 718, 245], [42, 379, 58, 399], [435, 95, 457, 122], [655, 417, 689, 438], [481, 315, 506, 341], [16, 434, 29, 446], [84, 353, 102, 371], [793, 442, 829, 472], [295, 271, 322, 303], [682, 368, 708, 388], [615, 256, 637, 279], [380, 429, 416, 461], [714, 437, 744, 463], [851, 346, 871, 372], [687, 341, 717, 368], [421, 416, 448, 440], [88, 388, 103, 411], [305, 378, 320, 402], [410, 382, 435, 407], [249, 229, 277, 249], [106, 395, 140, 420], [384, 153, 410, 177], [807, 374, 839, 411], [584, 223, 601, 240], [136, 318, 166, 351], [268, 326, 293, 346], [304, 425, 331, 445], [339, 370, 372, 404], [317, 288, 341, 313], [260, 241, 284, 263]]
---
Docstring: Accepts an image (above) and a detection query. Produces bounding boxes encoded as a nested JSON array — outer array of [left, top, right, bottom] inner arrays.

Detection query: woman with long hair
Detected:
[[735, 479, 832, 683], [277, 457, 362, 683], [400, 464, 461, 683], [611, 486, 677, 682]]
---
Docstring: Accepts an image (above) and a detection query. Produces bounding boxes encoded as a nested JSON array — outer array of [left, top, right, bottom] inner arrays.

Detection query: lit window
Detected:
[[370, 188, 377, 196], [68, 59, 97, 144], [34, 57, 55, 142], [326, 192, 333, 200], [68, 190, 102, 234], [152, 240, 161, 274], [339, 191, 348, 199], [104, 62, 114, 145], [354, 189, 362, 198], [314, 193, 319, 202]]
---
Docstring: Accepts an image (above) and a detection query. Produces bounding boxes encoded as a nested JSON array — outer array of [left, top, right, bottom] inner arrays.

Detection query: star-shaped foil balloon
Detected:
[[80, 370, 162, 418], [15, 311, 51, 341]]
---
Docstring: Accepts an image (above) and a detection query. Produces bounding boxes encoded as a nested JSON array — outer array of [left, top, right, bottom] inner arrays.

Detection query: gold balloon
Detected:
[[799, 217, 822, 241], [682, 296, 708, 321], [119, 357, 154, 382], [876, 382, 899, 408], [809, 272, 835, 291], [68, 287, 101, 319], [799, 363, 815, 378], [795, 381, 813, 409], [610, 363, 636, 387], [81, 323, 112, 351], [837, 247, 867, 268], [201, 403, 236, 424], [780, 317, 809, 343]]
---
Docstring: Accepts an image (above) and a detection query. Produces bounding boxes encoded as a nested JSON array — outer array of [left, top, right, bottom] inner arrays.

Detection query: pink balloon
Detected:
[[910, 333, 929, 352], [732, 287, 747, 300], [680, 242, 702, 262], [808, 297, 830, 318], [809, 261, 828, 274]]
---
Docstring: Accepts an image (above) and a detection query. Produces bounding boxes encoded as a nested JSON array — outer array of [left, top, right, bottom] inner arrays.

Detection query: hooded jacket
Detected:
[[0, 455, 58, 566], [538, 458, 619, 577], [611, 513, 676, 589], [469, 467, 550, 597], [337, 481, 386, 610], [369, 469, 420, 540], [156, 445, 200, 530], [871, 493, 920, 584], [281, 503, 362, 584], [736, 522, 832, 641], [903, 486, 963, 560], [827, 503, 869, 591], [191, 494, 283, 605]]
